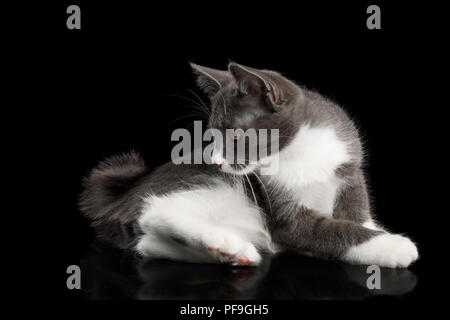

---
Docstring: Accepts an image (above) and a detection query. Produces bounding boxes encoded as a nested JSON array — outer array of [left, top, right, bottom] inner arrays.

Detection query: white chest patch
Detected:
[[263, 125, 350, 216], [292, 176, 343, 216]]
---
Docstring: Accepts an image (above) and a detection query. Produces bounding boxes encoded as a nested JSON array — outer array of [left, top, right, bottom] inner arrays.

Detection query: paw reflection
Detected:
[[80, 242, 417, 299], [137, 259, 268, 299]]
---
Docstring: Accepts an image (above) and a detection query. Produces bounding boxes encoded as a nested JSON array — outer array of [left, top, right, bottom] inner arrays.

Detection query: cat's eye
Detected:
[[236, 90, 246, 98]]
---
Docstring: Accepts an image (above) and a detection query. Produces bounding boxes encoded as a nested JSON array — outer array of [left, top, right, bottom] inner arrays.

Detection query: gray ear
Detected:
[[190, 63, 231, 98], [228, 62, 283, 105]]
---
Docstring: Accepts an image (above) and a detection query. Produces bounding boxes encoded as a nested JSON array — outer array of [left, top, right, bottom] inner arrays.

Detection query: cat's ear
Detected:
[[228, 62, 284, 105], [190, 63, 231, 98]]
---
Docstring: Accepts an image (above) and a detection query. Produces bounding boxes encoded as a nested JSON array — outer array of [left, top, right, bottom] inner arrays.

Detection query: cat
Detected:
[[79, 62, 419, 268]]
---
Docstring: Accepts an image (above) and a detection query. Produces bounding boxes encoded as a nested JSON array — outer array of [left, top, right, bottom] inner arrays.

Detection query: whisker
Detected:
[[239, 165, 258, 206], [166, 112, 206, 126], [252, 171, 273, 219], [185, 119, 207, 130], [167, 93, 211, 118], [187, 89, 211, 116], [217, 90, 227, 116], [184, 104, 210, 118]]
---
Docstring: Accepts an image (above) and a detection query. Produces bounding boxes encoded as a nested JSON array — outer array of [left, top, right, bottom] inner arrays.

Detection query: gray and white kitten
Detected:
[[80, 62, 418, 268]]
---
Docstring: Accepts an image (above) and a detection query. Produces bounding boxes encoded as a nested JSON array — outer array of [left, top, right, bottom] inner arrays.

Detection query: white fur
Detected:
[[211, 149, 257, 175], [212, 125, 350, 216], [344, 233, 419, 268], [263, 125, 350, 216], [210, 149, 224, 167], [136, 181, 273, 265], [363, 219, 383, 231], [292, 176, 343, 217], [136, 233, 215, 263]]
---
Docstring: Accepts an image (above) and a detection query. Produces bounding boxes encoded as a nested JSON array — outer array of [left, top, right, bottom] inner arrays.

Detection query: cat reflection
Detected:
[[80, 242, 417, 300]]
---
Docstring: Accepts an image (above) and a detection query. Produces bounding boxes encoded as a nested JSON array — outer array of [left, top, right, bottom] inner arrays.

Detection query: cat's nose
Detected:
[[216, 163, 223, 168]]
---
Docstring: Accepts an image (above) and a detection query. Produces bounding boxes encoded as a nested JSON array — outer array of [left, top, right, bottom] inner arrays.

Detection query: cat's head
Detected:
[[191, 62, 302, 175]]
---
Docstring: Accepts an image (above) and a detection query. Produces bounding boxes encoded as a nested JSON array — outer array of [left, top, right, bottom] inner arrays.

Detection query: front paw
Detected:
[[344, 233, 419, 268]]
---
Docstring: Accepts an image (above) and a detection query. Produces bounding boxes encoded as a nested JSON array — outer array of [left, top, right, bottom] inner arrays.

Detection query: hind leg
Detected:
[[136, 184, 271, 266], [137, 221, 262, 266], [201, 231, 261, 266], [136, 233, 215, 263], [136, 227, 261, 266]]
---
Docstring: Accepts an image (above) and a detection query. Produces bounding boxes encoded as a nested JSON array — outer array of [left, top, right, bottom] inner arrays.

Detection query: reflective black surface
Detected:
[[79, 242, 417, 300]]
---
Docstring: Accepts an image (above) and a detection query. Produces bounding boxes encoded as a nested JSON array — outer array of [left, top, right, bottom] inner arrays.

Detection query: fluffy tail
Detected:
[[79, 151, 148, 247]]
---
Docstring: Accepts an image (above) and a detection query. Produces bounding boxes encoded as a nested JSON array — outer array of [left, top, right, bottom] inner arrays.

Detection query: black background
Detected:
[[11, 0, 442, 305]]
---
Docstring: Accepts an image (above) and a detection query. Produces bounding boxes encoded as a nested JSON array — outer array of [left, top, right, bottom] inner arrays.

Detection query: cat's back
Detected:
[[137, 160, 225, 197]]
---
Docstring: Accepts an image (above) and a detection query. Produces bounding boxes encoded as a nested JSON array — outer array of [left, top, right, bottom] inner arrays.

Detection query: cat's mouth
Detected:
[[211, 152, 258, 175], [216, 162, 258, 175]]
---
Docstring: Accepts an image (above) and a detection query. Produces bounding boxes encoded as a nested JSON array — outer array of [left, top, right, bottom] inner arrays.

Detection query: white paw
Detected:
[[344, 233, 419, 268], [201, 231, 262, 266]]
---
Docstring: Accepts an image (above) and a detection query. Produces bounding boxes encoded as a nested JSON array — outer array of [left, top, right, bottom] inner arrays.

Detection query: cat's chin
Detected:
[[218, 162, 258, 176]]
